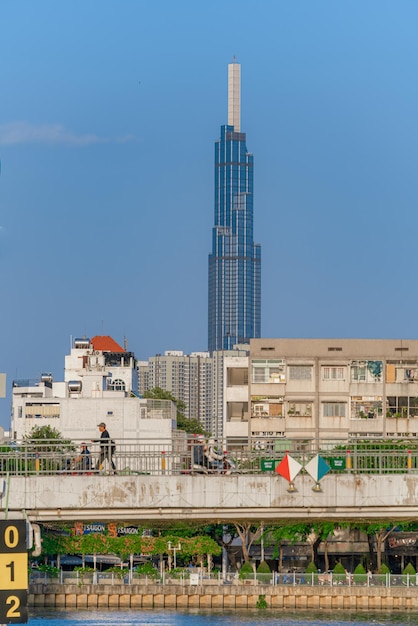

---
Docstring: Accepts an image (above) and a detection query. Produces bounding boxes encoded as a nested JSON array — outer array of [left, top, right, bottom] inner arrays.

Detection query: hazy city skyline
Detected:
[[2, 1, 418, 428]]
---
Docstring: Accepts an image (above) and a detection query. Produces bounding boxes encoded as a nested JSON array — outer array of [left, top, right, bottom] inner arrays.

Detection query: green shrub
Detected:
[[239, 562, 254, 580], [256, 594, 268, 609], [402, 562, 416, 576], [305, 562, 317, 574], [256, 560, 271, 583], [106, 566, 129, 579], [37, 564, 60, 578], [333, 561, 346, 584], [134, 562, 160, 579], [333, 562, 345, 573], [256, 561, 271, 574], [74, 566, 94, 574], [353, 563, 366, 585], [378, 563, 390, 575]]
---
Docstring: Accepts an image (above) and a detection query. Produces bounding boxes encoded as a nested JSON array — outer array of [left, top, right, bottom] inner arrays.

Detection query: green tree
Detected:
[[233, 522, 264, 564], [23, 425, 74, 473], [266, 521, 339, 572], [143, 387, 206, 434], [24, 425, 72, 450], [350, 522, 399, 570]]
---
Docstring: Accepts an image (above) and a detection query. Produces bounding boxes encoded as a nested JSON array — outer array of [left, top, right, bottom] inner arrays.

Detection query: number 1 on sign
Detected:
[[0, 554, 27, 589], [6, 561, 15, 582]]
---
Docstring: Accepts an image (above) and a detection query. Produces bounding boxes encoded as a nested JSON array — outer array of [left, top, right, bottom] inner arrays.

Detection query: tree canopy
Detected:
[[143, 387, 206, 434]]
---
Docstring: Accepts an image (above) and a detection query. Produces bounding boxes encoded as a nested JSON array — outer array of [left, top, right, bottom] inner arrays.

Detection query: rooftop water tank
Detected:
[[68, 380, 82, 393], [74, 338, 90, 349]]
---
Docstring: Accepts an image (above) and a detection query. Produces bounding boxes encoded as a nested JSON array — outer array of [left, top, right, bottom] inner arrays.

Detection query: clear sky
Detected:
[[1, 1, 418, 428]]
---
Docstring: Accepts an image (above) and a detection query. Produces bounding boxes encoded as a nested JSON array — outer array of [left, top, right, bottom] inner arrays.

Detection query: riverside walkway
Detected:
[[1, 437, 418, 523]]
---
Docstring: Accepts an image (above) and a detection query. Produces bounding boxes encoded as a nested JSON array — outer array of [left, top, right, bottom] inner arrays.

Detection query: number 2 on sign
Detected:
[[6, 595, 21, 618]]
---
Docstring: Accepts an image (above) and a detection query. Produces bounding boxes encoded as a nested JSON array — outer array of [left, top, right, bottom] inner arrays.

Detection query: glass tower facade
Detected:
[[208, 63, 261, 353]]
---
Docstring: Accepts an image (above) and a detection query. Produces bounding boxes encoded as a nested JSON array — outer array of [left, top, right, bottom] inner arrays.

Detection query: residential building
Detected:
[[138, 347, 249, 438], [249, 338, 418, 446], [208, 60, 261, 353], [223, 353, 249, 448], [138, 351, 212, 430], [11, 336, 176, 443]]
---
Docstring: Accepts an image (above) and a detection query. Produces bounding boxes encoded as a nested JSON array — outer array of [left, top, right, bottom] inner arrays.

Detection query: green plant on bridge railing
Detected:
[[332, 439, 416, 473]]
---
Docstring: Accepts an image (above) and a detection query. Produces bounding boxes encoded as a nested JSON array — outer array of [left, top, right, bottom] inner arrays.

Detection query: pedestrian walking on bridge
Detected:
[[91, 422, 117, 473]]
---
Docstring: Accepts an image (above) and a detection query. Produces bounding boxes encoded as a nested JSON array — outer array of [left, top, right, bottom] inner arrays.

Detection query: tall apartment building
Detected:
[[249, 338, 418, 446], [208, 61, 261, 352], [138, 351, 212, 429], [138, 348, 249, 437]]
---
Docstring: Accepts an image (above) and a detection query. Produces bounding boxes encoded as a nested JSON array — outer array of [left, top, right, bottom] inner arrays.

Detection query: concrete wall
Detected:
[[29, 582, 418, 611]]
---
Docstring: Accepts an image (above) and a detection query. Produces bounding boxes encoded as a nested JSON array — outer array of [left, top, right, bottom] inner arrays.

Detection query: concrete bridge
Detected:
[[2, 473, 418, 524]]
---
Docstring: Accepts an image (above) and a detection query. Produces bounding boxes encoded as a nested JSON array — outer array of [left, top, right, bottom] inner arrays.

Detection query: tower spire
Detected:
[[228, 60, 240, 132]]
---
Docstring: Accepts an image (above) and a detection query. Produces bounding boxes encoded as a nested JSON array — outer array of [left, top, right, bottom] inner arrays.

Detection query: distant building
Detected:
[[208, 60, 261, 353], [138, 347, 249, 438], [248, 338, 418, 445], [11, 336, 176, 443]]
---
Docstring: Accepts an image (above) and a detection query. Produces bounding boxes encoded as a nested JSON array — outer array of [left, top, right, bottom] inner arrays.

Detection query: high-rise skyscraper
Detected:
[[208, 61, 261, 353]]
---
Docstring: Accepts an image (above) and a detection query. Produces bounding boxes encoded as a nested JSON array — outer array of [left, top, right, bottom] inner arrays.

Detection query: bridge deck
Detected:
[[2, 473, 418, 523]]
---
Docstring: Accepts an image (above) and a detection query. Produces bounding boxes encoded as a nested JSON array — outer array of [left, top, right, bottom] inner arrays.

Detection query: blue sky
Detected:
[[1, 1, 418, 428]]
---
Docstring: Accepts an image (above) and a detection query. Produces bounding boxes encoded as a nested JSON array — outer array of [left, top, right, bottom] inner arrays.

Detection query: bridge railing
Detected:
[[2, 438, 418, 476]]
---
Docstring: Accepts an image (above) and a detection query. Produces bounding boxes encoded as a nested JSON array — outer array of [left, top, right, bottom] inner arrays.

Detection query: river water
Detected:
[[27, 608, 418, 625]]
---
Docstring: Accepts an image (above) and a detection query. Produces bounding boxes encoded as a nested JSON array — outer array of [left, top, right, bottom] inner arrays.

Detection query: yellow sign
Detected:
[[0, 553, 28, 590], [0, 520, 28, 624]]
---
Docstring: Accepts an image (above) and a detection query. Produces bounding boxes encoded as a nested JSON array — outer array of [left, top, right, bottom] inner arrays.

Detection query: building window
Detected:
[[288, 366, 312, 381], [322, 367, 345, 381], [387, 396, 418, 418], [107, 379, 126, 391], [351, 396, 383, 419], [351, 361, 383, 383], [405, 369, 418, 382], [251, 360, 285, 383], [251, 396, 284, 418], [323, 402, 346, 417], [287, 402, 312, 417], [352, 365, 366, 382]]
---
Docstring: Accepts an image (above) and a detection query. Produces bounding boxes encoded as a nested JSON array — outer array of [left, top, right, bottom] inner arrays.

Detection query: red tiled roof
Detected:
[[91, 336, 125, 353]]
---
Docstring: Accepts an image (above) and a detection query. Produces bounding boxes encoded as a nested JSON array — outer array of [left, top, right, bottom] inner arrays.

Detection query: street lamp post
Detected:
[[167, 540, 181, 571]]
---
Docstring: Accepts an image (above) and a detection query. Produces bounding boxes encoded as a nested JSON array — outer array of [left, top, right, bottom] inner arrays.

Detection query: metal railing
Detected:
[[2, 438, 418, 477], [29, 569, 418, 588]]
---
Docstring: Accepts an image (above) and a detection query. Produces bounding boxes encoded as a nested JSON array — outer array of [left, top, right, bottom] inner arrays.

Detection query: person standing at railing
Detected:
[[73, 442, 92, 473], [193, 435, 208, 469], [91, 422, 117, 474]]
